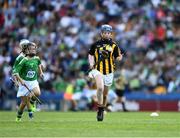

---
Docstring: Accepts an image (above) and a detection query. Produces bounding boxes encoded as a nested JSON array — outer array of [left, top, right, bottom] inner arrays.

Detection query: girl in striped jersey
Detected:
[[88, 24, 123, 121]]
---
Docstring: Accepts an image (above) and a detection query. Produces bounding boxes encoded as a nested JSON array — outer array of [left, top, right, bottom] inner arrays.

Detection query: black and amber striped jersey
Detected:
[[88, 38, 121, 75]]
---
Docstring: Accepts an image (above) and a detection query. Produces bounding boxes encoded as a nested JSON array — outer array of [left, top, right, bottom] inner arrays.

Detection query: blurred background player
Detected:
[[12, 42, 43, 122], [114, 69, 128, 112], [88, 24, 123, 121]]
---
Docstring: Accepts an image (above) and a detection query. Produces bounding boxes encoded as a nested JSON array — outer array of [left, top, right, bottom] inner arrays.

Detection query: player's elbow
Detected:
[[116, 56, 122, 61], [88, 54, 94, 59], [88, 54, 94, 66]]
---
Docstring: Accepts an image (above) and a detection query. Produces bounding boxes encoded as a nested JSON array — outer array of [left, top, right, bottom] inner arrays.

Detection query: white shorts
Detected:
[[89, 69, 114, 86], [17, 80, 39, 97], [72, 92, 82, 100]]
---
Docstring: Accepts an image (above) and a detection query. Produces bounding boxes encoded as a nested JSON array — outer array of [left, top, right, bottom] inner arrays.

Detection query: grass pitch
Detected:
[[0, 111, 180, 137]]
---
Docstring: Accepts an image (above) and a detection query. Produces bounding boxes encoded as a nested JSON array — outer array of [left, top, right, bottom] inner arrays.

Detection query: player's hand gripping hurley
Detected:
[[10, 77, 42, 104]]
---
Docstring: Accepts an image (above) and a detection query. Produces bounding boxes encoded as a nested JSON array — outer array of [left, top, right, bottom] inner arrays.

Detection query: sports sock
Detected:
[[30, 97, 36, 104], [122, 102, 127, 111], [17, 110, 23, 118], [28, 109, 33, 113]]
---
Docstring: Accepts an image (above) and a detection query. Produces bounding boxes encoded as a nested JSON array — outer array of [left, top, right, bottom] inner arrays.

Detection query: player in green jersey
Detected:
[[12, 39, 30, 87], [12, 39, 37, 111], [13, 42, 44, 122], [12, 40, 42, 112]]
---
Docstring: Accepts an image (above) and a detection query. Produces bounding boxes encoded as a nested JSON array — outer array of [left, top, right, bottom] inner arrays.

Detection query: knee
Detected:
[[21, 99, 28, 105], [35, 91, 40, 97], [33, 90, 41, 97], [97, 87, 104, 93], [103, 94, 107, 98]]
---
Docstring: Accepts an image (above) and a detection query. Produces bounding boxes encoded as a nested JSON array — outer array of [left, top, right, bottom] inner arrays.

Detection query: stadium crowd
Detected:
[[0, 0, 180, 110]]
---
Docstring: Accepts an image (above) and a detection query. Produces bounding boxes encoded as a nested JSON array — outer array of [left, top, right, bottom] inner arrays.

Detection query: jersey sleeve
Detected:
[[12, 60, 18, 73], [12, 58, 26, 75], [88, 43, 96, 55], [113, 44, 121, 59], [12, 56, 24, 74], [37, 57, 41, 65]]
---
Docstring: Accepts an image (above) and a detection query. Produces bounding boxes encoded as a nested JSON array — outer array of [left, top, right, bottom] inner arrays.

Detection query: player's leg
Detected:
[[30, 96, 36, 111], [119, 96, 128, 112], [103, 73, 113, 112], [26, 96, 34, 119], [71, 92, 82, 111], [95, 74, 104, 106], [32, 85, 41, 97], [94, 74, 104, 121], [116, 89, 128, 111], [30, 86, 41, 112], [16, 96, 27, 122], [16, 84, 29, 122], [103, 86, 109, 107]]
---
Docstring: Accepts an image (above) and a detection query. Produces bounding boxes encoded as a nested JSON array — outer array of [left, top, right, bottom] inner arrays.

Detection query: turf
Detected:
[[0, 111, 180, 137]]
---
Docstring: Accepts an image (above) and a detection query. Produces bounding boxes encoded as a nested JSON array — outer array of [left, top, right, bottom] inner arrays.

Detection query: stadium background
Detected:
[[0, 0, 179, 111]]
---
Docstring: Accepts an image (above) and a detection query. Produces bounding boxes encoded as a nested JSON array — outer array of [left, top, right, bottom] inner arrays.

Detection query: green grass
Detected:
[[0, 111, 180, 137]]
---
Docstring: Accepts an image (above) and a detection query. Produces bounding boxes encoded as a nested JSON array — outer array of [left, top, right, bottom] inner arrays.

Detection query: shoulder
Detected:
[[22, 57, 28, 61], [91, 40, 103, 49], [33, 56, 41, 63], [19, 57, 28, 64], [34, 56, 40, 59], [92, 40, 100, 46], [16, 53, 25, 61], [96, 39, 103, 44], [112, 40, 118, 46], [112, 41, 121, 50], [34, 56, 40, 60], [89, 41, 100, 51]]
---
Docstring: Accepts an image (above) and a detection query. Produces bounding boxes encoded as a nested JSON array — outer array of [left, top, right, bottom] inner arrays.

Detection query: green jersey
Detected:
[[13, 56, 41, 81], [12, 53, 25, 74]]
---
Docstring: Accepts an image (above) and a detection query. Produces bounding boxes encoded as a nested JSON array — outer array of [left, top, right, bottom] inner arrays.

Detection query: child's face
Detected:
[[101, 31, 112, 39], [29, 45, 37, 55]]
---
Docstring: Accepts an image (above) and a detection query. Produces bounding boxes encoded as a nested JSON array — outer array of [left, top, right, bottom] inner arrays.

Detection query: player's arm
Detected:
[[38, 64, 44, 79], [88, 43, 96, 69], [88, 55, 94, 69], [12, 58, 26, 85], [37, 57, 44, 79], [113, 45, 123, 61], [12, 56, 24, 86], [11, 75, 19, 87], [12, 61, 20, 87], [13, 73, 25, 85]]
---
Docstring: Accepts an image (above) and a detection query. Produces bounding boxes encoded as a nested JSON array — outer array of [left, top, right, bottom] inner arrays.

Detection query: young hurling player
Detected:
[[13, 42, 43, 122], [88, 24, 123, 121], [114, 70, 128, 112]]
